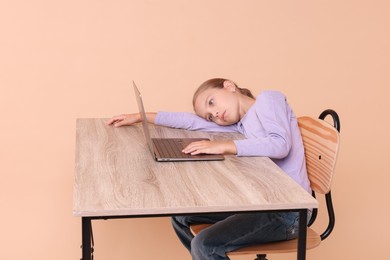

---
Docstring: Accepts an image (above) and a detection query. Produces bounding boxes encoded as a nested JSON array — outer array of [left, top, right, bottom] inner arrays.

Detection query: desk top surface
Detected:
[[73, 118, 317, 217]]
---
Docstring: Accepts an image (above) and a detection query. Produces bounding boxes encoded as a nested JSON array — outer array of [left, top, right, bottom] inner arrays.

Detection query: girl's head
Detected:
[[192, 78, 255, 126]]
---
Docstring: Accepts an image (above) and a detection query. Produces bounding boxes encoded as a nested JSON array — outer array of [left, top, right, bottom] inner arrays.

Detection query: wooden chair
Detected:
[[190, 109, 341, 260]]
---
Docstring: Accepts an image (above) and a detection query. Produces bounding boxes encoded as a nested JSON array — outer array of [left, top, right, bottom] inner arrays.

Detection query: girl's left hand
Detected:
[[182, 140, 237, 155]]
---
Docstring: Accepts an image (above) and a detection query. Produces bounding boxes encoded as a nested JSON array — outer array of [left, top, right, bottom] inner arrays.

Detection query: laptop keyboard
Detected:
[[152, 138, 193, 158]]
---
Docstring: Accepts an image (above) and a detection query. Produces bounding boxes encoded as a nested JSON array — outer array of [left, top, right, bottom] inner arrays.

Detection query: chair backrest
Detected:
[[298, 109, 340, 240], [298, 112, 340, 194]]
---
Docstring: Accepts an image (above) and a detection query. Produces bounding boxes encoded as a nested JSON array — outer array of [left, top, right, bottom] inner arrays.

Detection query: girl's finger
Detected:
[[107, 115, 124, 125]]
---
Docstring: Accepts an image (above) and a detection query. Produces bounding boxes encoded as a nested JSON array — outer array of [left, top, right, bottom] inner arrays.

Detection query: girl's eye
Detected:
[[207, 114, 213, 121], [208, 99, 214, 106]]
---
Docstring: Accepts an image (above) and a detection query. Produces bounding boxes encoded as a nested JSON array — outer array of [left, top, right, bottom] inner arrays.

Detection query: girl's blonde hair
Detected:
[[192, 78, 255, 107]]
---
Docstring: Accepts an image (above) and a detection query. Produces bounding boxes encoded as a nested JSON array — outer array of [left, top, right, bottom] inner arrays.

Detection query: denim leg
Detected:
[[172, 212, 299, 260], [171, 213, 235, 252]]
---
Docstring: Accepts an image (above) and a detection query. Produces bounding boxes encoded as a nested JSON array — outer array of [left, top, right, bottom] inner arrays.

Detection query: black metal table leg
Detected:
[[81, 217, 92, 260], [297, 209, 308, 260]]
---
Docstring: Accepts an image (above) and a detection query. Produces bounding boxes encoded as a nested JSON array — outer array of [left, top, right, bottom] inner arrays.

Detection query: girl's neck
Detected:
[[239, 95, 256, 120]]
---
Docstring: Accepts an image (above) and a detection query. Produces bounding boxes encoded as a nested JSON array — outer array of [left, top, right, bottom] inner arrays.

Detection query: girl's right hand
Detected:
[[106, 113, 141, 127]]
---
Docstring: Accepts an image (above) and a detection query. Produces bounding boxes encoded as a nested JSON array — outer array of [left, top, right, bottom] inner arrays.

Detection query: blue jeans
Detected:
[[171, 212, 299, 260]]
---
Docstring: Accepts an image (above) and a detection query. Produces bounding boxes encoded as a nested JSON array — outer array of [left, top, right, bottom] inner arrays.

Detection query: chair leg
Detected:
[[255, 254, 268, 260]]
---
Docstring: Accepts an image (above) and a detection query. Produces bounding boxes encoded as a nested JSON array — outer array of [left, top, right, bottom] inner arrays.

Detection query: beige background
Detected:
[[0, 0, 389, 259]]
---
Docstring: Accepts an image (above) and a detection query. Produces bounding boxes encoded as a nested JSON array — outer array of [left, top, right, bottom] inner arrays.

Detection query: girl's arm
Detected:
[[155, 111, 238, 132], [106, 112, 157, 127], [107, 111, 237, 132]]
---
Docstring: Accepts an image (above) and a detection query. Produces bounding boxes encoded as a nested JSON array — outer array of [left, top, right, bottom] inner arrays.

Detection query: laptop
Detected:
[[133, 81, 225, 162]]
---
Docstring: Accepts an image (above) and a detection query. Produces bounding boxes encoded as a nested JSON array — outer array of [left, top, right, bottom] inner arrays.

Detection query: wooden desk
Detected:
[[73, 118, 318, 260]]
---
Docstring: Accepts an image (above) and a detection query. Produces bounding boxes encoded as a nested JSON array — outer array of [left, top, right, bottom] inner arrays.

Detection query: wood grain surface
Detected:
[[73, 118, 317, 217], [298, 116, 340, 194]]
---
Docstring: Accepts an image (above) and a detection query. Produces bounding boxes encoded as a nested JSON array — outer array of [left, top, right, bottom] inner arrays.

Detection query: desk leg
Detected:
[[297, 209, 308, 260], [81, 217, 92, 260]]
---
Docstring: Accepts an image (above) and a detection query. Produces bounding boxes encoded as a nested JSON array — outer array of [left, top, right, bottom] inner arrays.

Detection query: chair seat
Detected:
[[190, 223, 321, 255]]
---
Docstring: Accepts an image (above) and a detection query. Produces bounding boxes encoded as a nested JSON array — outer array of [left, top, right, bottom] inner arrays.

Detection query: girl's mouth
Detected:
[[221, 111, 226, 121]]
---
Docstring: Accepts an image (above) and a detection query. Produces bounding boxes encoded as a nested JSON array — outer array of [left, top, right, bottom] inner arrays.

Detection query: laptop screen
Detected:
[[133, 81, 155, 156]]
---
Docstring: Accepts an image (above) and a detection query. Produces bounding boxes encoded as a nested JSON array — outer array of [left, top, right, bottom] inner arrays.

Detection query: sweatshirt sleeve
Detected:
[[155, 111, 238, 132], [233, 91, 293, 158]]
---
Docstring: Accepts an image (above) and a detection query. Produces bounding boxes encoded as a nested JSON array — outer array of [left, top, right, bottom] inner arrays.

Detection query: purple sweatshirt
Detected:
[[155, 90, 311, 193]]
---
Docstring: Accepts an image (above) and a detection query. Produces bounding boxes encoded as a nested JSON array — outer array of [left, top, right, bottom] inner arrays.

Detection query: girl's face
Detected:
[[194, 81, 242, 126]]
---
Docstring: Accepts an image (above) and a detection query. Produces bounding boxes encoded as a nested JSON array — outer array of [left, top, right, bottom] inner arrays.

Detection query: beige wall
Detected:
[[1, 0, 389, 259]]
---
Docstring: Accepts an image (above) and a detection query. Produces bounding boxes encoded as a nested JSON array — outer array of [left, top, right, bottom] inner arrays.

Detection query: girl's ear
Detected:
[[223, 80, 236, 92]]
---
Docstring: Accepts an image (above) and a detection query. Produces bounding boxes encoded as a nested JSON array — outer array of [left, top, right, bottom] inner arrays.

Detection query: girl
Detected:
[[107, 78, 311, 260]]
